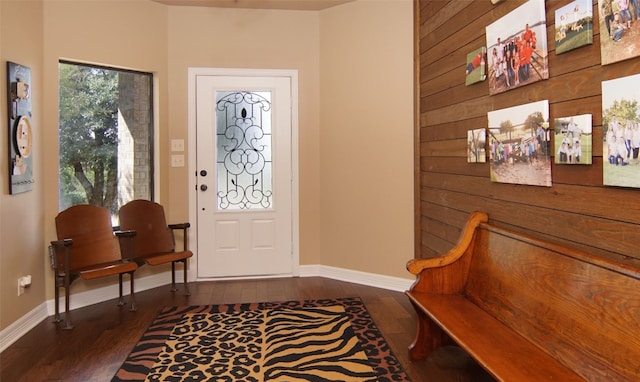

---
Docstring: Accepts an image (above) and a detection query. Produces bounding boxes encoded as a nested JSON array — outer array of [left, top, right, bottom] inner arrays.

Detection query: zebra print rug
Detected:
[[112, 297, 409, 381]]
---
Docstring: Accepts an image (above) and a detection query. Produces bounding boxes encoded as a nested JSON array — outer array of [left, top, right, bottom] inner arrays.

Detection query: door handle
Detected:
[[200, 184, 208, 191]]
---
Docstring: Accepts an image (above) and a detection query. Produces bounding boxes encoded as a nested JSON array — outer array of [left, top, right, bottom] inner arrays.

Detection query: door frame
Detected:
[[187, 67, 300, 280]]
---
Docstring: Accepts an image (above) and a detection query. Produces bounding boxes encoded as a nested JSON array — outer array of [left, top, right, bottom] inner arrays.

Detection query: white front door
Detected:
[[194, 72, 296, 278]]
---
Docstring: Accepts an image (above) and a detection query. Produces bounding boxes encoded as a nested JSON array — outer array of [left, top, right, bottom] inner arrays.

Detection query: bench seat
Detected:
[[407, 292, 584, 381]]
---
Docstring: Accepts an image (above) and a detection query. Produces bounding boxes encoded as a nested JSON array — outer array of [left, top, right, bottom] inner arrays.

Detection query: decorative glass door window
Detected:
[[216, 91, 272, 210]]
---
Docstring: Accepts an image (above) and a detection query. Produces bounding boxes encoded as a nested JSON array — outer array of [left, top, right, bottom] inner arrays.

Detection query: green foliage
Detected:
[[59, 63, 119, 211], [603, 98, 639, 136], [59, 166, 87, 210]]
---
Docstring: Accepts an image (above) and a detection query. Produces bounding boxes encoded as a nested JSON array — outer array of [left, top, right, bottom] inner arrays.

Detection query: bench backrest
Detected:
[[465, 224, 640, 382]]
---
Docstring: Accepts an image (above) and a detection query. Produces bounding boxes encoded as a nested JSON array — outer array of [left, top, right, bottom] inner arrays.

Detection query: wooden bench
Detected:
[[405, 211, 640, 382]]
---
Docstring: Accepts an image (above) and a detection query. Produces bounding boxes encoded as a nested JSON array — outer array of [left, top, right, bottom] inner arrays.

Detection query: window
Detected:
[[215, 90, 273, 210], [58, 61, 154, 221]]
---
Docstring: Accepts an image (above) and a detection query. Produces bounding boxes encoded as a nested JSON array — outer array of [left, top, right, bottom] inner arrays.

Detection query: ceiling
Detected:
[[151, 0, 354, 11]]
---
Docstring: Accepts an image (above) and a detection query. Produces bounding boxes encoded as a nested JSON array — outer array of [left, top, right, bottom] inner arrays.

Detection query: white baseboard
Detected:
[[0, 267, 415, 352], [43, 272, 169, 316], [0, 302, 48, 353], [299, 264, 414, 292], [0, 272, 169, 353]]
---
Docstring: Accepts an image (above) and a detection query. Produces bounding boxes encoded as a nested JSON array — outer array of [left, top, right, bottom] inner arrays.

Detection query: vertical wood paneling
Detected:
[[416, 0, 640, 268]]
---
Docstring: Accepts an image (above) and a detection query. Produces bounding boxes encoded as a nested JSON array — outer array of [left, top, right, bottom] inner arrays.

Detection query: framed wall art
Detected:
[[465, 47, 487, 86], [488, 100, 551, 187], [7, 61, 34, 194], [555, 0, 593, 54], [486, 0, 549, 95], [467, 128, 487, 163], [554, 114, 593, 165], [598, 0, 640, 65], [602, 74, 640, 188]]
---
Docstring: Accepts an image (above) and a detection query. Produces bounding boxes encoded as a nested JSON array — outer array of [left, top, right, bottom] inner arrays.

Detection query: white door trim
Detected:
[[187, 67, 299, 280]]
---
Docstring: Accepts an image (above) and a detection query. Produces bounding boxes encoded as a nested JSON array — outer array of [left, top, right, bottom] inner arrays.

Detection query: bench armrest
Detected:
[[406, 211, 487, 294], [407, 211, 487, 275]]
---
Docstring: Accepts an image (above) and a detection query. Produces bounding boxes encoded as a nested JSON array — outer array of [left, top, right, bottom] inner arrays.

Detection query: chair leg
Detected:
[[182, 259, 191, 296], [53, 276, 62, 324], [170, 262, 177, 292], [129, 271, 137, 312], [117, 273, 125, 306], [62, 274, 74, 330]]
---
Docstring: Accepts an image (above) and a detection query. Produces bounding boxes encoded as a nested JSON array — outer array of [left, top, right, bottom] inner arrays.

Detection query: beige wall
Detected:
[[0, 0, 413, 332], [1, 0, 170, 331], [41, 0, 171, 298], [319, 0, 414, 278], [165, 5, 323, 264], [0, 0, 45, 330]]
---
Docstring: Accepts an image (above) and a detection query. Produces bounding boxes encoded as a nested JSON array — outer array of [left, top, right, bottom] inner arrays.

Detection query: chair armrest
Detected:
[[168, 223, 190, 229], [168, 223, 190, 251], [114, 229, 137, 238], [49, 238, 73, 273], [50, 238, 73, 247], [115, 230, 137, 260]]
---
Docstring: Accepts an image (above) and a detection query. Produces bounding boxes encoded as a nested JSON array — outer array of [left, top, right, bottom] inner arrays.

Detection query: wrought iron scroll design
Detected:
[[216, 91, 272, 209]]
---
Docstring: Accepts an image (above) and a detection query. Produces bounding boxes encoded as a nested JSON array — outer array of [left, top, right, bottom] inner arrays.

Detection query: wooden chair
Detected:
[[50, 204, 138, 330], [118, 199, 192, 295]]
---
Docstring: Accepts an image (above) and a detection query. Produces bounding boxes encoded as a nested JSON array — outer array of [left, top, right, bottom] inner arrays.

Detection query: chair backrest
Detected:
[[118, 199, 175, 257], [55, 204, 123, 272]]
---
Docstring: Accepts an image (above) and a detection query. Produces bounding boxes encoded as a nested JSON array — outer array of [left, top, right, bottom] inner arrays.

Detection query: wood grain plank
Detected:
[[417, 0, 640, 263]]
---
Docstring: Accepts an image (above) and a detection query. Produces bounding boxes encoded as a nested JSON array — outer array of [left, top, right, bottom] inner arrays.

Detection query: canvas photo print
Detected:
[[554, 114, 593, 165], [467, 128, 487, 163], [465, 47, 487, 86], [602, 74, 640, 188], [555, 0, 594, 54], [598, 0, 640, 65], [486, 0, 549, 95], [488, 100, 551, 187]]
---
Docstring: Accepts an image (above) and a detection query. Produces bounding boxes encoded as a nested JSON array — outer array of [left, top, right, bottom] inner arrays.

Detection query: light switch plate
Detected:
[[171, 139, 184, 152], [171, 154, 185, 167]]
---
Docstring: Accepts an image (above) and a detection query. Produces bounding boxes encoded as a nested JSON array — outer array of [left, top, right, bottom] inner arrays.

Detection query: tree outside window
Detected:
[[58, 62, 153, 221]]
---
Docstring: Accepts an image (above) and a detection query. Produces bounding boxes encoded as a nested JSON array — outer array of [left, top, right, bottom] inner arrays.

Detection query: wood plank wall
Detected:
[[416, 0, 640, 267]]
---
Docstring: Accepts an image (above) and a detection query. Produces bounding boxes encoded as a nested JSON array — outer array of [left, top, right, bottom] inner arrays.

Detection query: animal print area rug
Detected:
[[112, 297, 410, 382]]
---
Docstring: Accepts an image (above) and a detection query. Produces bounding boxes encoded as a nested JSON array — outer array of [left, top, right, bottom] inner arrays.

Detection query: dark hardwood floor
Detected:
[[0, 277, 494, 382]]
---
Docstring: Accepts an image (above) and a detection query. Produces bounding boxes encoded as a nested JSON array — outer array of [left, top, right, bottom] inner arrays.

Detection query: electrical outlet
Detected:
[[17, 275, 31, 296]]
